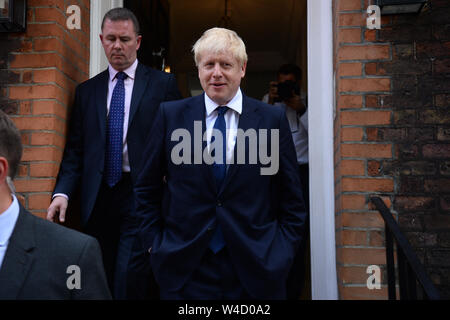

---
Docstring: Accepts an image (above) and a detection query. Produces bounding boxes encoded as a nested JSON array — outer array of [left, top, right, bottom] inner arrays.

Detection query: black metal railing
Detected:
[[370, 197, 441, 300]]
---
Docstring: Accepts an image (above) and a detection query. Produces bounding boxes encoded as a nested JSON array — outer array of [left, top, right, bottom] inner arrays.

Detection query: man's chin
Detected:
[[209, 95, 229, 106], [110, 61, 129, 71]]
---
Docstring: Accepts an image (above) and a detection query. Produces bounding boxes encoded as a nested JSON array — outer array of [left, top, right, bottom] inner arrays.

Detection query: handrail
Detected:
[[370, 197, 441, 300]]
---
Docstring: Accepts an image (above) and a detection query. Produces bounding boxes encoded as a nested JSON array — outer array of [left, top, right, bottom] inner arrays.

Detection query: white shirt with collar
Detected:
[[0, 194, 20, 270], [204, 88, 242, 165]]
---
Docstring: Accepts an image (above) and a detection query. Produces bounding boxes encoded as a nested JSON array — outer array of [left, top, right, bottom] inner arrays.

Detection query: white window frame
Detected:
[[307, 0, 338, 300], [89, 0, 123, 78]]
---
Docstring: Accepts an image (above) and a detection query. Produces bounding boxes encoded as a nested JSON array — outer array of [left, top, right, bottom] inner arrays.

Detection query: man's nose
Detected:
[[212, 64, 223, 78], [113, 39, 122, 49]]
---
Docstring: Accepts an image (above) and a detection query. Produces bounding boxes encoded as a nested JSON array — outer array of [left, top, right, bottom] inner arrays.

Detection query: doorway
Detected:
[[89, 0, 337, 300], [124, 0, 311, 299]]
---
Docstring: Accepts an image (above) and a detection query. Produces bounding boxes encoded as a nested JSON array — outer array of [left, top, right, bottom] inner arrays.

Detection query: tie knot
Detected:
[[116, 72, 127, 81], [216, 106, 228, 116]]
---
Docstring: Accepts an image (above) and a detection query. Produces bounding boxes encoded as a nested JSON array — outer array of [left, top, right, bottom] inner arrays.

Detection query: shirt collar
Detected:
[[0, 195, 20, 246], [108, 59, 138, 82], [205, 88, 243, 116]]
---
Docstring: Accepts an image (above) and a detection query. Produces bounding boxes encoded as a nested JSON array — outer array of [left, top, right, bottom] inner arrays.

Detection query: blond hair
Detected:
[[192, 27, 248, 67]]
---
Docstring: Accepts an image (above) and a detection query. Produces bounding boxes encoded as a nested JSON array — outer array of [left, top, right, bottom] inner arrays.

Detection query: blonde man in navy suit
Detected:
[[135, 28, 307, 299]]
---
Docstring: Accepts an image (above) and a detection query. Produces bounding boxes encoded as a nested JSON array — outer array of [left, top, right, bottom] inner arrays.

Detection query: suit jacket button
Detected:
[[217, 201, 222, 207], [207, 227, 213, 231]]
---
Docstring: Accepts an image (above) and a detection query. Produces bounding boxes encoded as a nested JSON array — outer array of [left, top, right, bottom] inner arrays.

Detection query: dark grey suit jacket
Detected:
[[0, 205, 111, 299]]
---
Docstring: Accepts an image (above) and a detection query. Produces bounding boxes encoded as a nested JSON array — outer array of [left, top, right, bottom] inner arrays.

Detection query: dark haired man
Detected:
[[0, 110, 111, 299], [47, 7, 181, 299]]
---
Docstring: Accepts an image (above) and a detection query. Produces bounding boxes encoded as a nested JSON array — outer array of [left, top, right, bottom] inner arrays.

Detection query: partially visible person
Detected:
[[263, 64, 310, 299], [0, 110, 111, 299], [46, 8, 181, 299]]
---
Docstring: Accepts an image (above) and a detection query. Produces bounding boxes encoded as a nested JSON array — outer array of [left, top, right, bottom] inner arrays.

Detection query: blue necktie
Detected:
[[209, 106, 228, 253], [105, 71, 127, 187]]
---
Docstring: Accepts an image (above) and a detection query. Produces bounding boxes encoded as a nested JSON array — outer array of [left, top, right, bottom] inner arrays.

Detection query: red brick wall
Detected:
[[376, 0, 450, 298], [0, 0, 90, 218], [334, 0, 450, 299], [334, 0, 395, 300]]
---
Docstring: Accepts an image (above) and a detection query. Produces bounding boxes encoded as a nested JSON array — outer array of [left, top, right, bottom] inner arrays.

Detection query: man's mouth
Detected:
[[211, 83, 225, 88]]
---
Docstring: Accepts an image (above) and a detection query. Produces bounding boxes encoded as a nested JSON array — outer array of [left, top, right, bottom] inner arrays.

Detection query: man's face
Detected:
[[100, 19, 141, 71], [198, 51, 246, 106]]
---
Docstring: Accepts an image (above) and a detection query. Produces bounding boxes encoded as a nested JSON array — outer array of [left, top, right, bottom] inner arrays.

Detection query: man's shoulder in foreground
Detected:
[[0, 207, 112, 299], [25, 208, 96, 249]]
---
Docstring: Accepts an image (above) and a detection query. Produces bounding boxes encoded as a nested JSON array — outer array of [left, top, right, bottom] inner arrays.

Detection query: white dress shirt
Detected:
[[204, 89, 242, 165], [262, 93, 309, 164], [0, 194, 20, 270], [54, 60, 138, 201]]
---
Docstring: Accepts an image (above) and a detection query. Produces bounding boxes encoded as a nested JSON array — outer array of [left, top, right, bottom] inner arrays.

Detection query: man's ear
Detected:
[[241, 61, 247, 78], [0, 157, 9, 184], [136, 35, 142, 51]]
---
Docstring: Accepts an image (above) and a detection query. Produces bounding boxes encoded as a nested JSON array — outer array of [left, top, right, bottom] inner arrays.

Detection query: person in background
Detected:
[[263, 63, 310, 299], [46, 8, 181, 299]]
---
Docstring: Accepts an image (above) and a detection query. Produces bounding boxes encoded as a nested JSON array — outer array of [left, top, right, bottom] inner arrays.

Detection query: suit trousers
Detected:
[[84, 173, 152, 299], [159, 247, 253, 300], [286, 163, 310, 299]]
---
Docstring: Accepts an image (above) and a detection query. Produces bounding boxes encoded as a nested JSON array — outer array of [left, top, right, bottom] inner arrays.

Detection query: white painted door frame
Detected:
[[307, 0, 338, 300], [89, 0, 123, 78], [89, 0, 338, 300]]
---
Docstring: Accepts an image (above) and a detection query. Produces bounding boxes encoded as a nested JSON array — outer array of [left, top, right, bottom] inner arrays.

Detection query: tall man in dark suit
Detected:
[[46, 8, 181, 299], [0, 110, 111, 299], [134, 27, 307, 299]]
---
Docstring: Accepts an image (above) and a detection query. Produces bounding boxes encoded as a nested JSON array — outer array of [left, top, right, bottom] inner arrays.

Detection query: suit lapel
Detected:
[[0, 206, 35, 299], [220, 95, 261, 193], [95, 69, 109, 141], [96, 64, 151, 140], [129, 63, 152, 127], [183, 94, 217, 192]]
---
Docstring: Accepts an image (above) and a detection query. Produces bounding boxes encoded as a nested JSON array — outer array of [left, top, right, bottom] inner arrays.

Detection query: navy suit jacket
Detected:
[[53, 63, 181, 226], [134, 93, 307, 299], [0, 205, 111, 299]]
